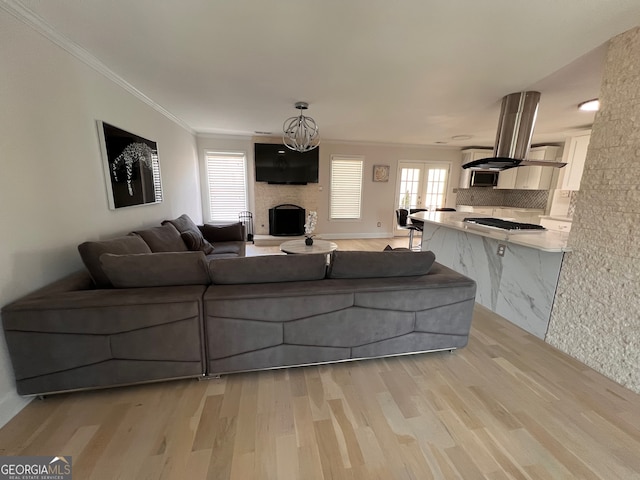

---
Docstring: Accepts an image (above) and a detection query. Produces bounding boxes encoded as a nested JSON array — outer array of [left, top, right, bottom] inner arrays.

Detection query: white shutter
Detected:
[[151, 152, 163, 203], [330, 155, 363, 219], [205, 151, 248, 223]]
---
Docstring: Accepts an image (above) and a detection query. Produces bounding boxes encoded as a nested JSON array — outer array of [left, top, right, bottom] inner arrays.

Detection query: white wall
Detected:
[[197, 135, 461, 237], [0, 11, 200, 426]]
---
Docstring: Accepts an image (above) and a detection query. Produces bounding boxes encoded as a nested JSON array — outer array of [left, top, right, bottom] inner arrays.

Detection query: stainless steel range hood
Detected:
[[462, 91, 566, 170]]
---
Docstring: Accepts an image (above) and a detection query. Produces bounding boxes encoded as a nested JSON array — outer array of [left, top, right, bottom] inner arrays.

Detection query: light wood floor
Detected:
[[1, 238, 639, 479]]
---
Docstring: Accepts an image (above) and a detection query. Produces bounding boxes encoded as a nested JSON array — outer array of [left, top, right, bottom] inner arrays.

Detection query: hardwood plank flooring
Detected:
[[0, 238, 638, 479]]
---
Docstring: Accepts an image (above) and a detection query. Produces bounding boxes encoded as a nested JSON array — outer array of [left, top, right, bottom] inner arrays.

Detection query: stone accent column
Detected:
[[546, 27, 640, 393]]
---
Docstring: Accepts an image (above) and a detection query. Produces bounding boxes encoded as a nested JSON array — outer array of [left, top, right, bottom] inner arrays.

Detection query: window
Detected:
[[151, 152, 163, 203], [424, 168, 447, 209], [204, 151, 248, 223], [398, 167, 421, 209], [330, 155, 363, 219]]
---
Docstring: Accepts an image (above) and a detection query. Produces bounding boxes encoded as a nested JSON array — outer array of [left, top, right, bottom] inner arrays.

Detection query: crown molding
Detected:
[[1, 0, 195, 135], [196, 132, 254, 141]]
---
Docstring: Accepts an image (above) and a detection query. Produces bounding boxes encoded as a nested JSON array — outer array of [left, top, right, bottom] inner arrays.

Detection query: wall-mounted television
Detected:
[[254, 143, 319, 184]]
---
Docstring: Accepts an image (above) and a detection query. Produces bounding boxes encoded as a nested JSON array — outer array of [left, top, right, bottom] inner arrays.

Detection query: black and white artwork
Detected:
[[98, 121, 163, 209]]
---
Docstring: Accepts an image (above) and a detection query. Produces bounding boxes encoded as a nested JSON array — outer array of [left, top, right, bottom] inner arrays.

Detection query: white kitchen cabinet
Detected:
[[559, 132, 590, 190], [459, 149, 492, 188], [472, 207, 494, 215], [494, 208, 543, 223], [496, 168, 517, 189], [497, 146, 560, 190]]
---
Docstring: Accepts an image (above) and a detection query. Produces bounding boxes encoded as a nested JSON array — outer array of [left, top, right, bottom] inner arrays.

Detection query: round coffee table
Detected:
[[280, 239, 338, 255]]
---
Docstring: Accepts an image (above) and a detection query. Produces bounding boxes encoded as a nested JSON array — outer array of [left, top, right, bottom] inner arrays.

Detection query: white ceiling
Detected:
[[12, 0, 640, 147]]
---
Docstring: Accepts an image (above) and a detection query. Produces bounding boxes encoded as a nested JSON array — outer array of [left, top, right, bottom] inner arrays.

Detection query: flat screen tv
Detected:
[[254, 143, 319, 184]]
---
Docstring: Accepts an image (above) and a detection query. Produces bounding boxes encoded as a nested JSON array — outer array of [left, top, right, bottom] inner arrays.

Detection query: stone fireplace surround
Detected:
[[254, 182, 319, 236]]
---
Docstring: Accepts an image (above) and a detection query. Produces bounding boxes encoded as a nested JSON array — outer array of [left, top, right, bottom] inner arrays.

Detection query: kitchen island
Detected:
[[410, 211, 571, 339]]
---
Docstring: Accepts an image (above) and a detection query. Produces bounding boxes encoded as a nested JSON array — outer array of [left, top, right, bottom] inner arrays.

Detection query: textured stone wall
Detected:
[[546, 27, 640, 393], [254, 183, 319, 234]]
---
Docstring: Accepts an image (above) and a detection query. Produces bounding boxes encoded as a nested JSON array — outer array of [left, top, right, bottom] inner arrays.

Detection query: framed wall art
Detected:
[[97, 121, 163, 209], [373, 164, 390, 182]]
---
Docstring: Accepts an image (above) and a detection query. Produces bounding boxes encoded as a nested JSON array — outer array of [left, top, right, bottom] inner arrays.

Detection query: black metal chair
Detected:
[[396, 209, 423, 251]]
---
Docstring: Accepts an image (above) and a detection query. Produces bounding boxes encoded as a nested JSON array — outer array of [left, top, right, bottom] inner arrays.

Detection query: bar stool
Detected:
[[395, 209, 423, 251]]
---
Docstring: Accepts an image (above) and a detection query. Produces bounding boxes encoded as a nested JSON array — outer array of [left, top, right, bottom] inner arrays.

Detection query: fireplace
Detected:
[[269, 204, 305, 236]]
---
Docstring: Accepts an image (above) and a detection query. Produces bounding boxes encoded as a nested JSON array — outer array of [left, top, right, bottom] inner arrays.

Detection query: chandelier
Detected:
[[282, 102, 320, 152]]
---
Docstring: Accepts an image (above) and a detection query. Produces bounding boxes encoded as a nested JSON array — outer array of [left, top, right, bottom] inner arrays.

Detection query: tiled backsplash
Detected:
[[456, 188, 549, 209]]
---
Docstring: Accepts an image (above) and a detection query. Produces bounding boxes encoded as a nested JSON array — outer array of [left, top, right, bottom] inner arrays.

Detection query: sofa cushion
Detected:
[[78, 235, 152, 288], [181, 231, 215, 255], [132, 223, 188, 252], [100, 251, 210, 288], [328, 250, 436, 279], [199, 223, 244, 243], [209, 254, 327, 284]]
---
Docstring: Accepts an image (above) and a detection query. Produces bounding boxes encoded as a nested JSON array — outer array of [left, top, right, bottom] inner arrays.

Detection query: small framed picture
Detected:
[[373, 165, 390, 182]]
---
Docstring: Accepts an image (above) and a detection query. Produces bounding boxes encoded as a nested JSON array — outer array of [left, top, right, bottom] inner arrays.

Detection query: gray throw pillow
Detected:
[[328, 250, 436, 279], [209, 254, 327, 284], [100, 251, 210, 288], [383, 245, 411, 251], [78, 235, 152, 288], [163, 213, 214, 254], [162, 214, 200, 235], [181, 231, 214, 255], [132, 223, 188, 252], [199, 223, 244, 243]]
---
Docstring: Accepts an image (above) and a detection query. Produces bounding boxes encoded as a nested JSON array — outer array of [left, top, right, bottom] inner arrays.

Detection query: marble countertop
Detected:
[[410, 211, 572, 253], [539, 215, 573, 222]]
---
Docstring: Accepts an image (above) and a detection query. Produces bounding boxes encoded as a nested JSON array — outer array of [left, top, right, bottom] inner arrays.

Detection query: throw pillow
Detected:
[[383, 245, 411, 251], [132, 223, 188, 252], [163, 213, 214, 254], [199, 222, 244, 243], [328, 250, 436, 279], [100, 251, 210, 288], [209, 254, 327, 284], [180, 231, 214, 255], [78, 235, 152, 288], [161, 214, 200, 235]]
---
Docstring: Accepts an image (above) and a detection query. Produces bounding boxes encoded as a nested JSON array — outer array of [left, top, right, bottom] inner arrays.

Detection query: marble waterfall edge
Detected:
[[421, 223, 564, 339]]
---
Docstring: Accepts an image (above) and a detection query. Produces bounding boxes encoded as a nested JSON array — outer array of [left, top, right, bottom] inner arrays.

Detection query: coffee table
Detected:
[[280, 239, 338, 255]]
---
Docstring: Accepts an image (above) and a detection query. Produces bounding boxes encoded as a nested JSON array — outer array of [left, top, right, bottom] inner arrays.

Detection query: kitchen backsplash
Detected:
[[456, 188, 549, 209]]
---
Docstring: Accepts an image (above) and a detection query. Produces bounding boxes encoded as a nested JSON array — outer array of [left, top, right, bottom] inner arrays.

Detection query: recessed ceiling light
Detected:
[[578, 99, 599, 112], [451, 135, 473, 141]]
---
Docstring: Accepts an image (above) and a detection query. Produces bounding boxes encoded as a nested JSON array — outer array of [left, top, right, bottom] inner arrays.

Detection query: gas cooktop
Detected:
[[463, 217, 546, 232]]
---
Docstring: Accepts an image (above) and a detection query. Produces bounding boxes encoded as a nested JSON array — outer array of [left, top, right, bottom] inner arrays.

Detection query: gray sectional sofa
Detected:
[[2, 215, 477, 396]]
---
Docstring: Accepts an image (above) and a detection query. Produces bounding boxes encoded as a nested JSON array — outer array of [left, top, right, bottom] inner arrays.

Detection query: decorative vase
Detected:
[[305, 236, 314, 246]]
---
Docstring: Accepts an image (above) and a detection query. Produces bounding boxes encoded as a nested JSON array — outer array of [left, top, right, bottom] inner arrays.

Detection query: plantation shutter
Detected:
[[151, 152, 163, 203], [330, 155, 363, 219], [205, 151, 248, 223]]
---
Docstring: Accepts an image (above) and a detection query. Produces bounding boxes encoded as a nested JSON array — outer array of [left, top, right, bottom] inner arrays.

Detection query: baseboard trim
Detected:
[[0, 391, 31, 429]]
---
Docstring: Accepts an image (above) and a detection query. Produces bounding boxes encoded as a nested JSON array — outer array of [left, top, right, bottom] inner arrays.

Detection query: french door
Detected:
[[394, 161, 450, 234]]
